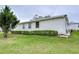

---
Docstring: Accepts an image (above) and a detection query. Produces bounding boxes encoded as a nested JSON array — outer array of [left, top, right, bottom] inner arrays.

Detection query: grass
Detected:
[[0, 31, 79, 54]]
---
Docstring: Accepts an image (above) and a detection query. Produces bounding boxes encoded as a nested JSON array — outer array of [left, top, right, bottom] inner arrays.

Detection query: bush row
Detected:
[[11, 30, 58, 36]]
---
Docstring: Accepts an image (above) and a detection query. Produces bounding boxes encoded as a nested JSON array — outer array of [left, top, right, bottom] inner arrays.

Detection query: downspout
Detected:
[[64, 15, 69, 35]]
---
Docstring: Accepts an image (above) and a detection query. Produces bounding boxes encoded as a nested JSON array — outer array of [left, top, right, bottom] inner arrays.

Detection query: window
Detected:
[[36, 22, 39, 28], [22, 24, 25, 29], [28, 23, 31, 29], [78, 24, 79, 28]]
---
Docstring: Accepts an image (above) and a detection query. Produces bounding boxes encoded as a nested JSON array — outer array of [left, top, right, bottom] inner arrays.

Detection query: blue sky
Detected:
[[0, 5, 79, 22]]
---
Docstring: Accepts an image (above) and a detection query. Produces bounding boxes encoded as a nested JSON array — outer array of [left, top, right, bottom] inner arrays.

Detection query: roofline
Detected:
[[19, 14, 68, 24], [69, 23, 79, 24]]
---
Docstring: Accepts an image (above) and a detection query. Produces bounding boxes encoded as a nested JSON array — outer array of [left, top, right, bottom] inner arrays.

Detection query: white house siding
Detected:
[[14, 23, 30, 31], [14, 24, 23, 30], [0, 27, 2, 32], [31, 18, 67, 34], [14, 17, 68, 35]]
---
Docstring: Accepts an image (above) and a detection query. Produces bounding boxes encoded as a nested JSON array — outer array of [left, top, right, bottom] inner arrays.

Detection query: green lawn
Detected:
[[0, 31, 79, 54]]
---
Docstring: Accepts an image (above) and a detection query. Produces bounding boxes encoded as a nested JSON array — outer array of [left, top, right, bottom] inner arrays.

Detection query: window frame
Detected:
[[78, 24, 79, 28], [36, 21, 39, 28], [22, 24, 25, 29], [28, 22, 31, 29]]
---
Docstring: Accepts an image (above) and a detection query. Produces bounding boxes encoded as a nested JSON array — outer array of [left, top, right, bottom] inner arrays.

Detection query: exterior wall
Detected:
[[14, 18, 68, 35], [14, 24, 23, 30], [31, 18, 67, 34], [0, 27, 2, 32], [69, 23, 79, 30]]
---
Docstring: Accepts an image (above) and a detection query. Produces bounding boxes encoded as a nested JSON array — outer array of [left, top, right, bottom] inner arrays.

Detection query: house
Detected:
[[68, 22, 79, 30], [13, 14, 70, 36]]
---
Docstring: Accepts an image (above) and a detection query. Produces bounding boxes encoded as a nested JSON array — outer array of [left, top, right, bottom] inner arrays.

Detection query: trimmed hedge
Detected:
[[11, 30, 58, 36]]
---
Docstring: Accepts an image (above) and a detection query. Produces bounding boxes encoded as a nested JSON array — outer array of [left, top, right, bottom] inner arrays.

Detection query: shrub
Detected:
[[11, 30, 58, 36]]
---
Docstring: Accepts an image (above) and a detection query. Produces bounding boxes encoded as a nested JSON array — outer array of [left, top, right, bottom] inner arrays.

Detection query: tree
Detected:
[[0, 6, 19, 38]]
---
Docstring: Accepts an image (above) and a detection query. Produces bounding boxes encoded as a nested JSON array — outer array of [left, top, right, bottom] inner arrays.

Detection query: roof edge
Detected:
[[19, 14, 67, 24]]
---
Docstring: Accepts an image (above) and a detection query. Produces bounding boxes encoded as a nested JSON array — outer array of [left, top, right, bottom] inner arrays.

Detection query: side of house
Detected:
[[14, 15, 70, 35]]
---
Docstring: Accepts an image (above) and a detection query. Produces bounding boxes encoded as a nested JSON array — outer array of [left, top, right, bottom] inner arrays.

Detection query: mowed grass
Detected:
[[0, 31, 79, 54]]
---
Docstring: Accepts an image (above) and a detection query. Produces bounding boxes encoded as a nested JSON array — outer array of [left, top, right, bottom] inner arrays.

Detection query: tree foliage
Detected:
[[0, 6, 19, 38]]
